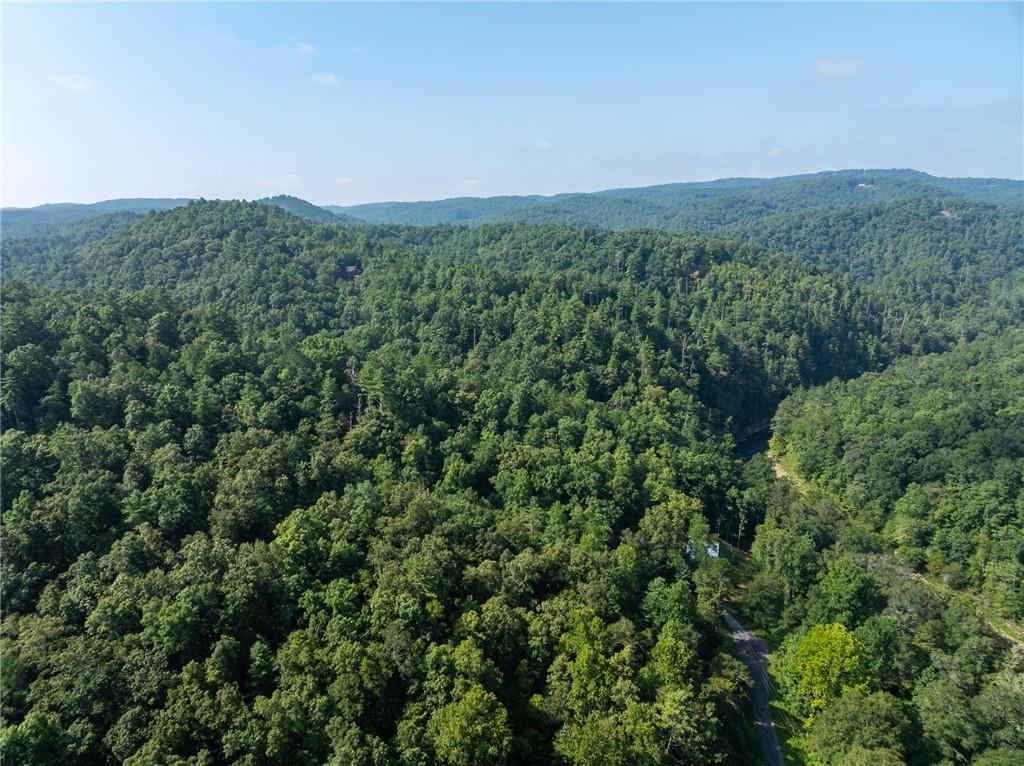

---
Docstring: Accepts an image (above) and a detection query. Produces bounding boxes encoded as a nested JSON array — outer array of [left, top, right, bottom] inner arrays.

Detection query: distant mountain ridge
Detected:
[[1, 198, 191, 238], [4, 169, 1020, 239], [329, 169, 1023, 230]]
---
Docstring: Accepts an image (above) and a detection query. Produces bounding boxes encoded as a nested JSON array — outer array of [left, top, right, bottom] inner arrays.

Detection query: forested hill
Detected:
[[772, 331, 1024, 619], [0, 199, 825, 765], [256, 195, 365, 224], [2, 200, 903, 431], [724, 199, 1024, 336], [0, 195, 363, 239], [7, 169, 1020, 240], [3, 196, 1023, 765], [331, 169, 1023, 228]]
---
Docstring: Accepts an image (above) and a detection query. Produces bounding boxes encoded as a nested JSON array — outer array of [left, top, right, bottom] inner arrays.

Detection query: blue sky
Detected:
[[3, 2, 1022, 207]]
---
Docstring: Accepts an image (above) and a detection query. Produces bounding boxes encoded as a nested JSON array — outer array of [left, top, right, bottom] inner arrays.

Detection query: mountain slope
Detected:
[[771, 330, 1024, 619], [6, 170, 1018, 238], [723, 198, 1024, 337], [1, 195, 364, 238], [330, 170, 1023, 230], [3, 194, 1022, 766], [1, 198, 191, 238], [2, 199, 903, 430]]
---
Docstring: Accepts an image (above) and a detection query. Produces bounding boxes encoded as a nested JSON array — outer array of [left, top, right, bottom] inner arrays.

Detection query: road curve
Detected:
[[724, 612, 785, 766]]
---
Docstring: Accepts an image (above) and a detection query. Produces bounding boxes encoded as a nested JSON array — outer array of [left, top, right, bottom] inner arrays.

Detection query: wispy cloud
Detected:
[[311, 72, 340, 86], [533, 139, 554, 150], [258, 172, 306, 192], [277, 39, 316, 56], [334, 176, 357, 189], [812, 56, 866, 83], [47, 73, 95, 92], [767, 147, 785, 158], [464, 178, 481, 188]]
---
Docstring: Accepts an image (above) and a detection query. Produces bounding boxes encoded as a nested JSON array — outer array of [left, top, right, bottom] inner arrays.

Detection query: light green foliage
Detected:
[[427, 684, 512, 766], [776, 623, 868, 723]]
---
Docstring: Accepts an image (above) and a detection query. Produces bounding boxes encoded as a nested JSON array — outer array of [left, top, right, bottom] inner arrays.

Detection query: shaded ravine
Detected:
[[724, 612, 785, 766]]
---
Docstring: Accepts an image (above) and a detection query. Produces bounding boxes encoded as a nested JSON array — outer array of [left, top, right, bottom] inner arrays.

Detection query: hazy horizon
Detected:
[[4, 2, 1022, 207], [5, 166, 1022, 211]]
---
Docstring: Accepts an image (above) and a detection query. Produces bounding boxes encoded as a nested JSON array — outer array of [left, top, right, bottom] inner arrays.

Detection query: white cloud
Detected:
[[334, 176, 357, 188], [47, 74, 95, 92], [812, 56, 866, 82], [295, 41, 317, 56], [534, 139, 554, 150], [345, 45, 365, 58], [464, 178, 481, 188], [258, 173, 306, 192], [311, 72, 340, 86], [767, 147, 785, 158]]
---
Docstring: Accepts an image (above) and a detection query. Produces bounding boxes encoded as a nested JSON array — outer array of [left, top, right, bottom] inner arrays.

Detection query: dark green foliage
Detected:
[[3, 190, 1022, 766], [725, 198, 1024, 340], [1, 203, 785, 764], [2, 200, 903, 431], [804, 690, 913, 766]]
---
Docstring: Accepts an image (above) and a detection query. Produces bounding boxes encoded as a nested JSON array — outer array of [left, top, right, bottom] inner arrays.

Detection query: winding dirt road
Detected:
[[724, 612, 785, 766]]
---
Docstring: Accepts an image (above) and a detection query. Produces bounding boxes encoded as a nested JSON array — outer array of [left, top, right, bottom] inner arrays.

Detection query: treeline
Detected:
[[334, 169, 1023, 228], [0, 199, 189, 239]]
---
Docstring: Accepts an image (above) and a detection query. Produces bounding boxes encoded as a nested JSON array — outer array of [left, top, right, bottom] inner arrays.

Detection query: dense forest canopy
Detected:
[[2, 201, 909, 431], [2, 184, 1022, 766], [724, 199, 1024, 337], [736, 334, 1024, 764], [331, 170, 1022, 228], [772, 332, 1024, 618]]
